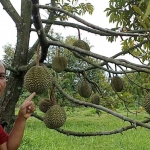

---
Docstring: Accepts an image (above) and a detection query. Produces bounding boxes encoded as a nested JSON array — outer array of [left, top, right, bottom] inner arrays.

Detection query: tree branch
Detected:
[[41, 20, 111, 36], [53, 79, 150, 129], [55, 117, 150, 136], [47, 40, 150, 73], [31, 0, 49, 63], [31, 100, 150, 137], [38, 5, 149, 37], [0, 0, 22, 24]]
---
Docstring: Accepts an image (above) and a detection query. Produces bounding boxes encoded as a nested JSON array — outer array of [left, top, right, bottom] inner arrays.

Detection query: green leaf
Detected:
[[132, 5, 144, 17], [143, 1, 150, 20], [109, 12, 114, 23], [136, 16, 147, 29]]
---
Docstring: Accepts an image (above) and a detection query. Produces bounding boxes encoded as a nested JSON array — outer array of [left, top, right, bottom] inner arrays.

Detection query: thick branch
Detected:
[[53, 80, 150, 129], [32, 104, 150, 137], [31, 0, 49, 63], [48, 40, 150, 73], [55, 118, 150, 136], [38, 5, 149, 37], [0, 0, 22, 24], [70, 53, 145, 74], [32, 110, 150, 137], [41, 20, 111, 36], [41, 20, 150, 36]]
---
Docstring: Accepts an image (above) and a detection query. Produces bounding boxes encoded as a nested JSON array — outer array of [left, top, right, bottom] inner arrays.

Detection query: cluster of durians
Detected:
[[23, 64, 66, 129], [38, 99, 67, 129], [38, 99, 53, 113], [77, 78, 101, 105]]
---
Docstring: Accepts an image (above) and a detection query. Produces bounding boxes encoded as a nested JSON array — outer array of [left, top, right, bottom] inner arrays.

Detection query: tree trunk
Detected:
[[0, 0, 32, 133]]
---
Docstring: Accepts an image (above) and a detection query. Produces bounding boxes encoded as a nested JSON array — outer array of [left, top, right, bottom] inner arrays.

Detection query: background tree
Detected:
[[105, 0, 150, 63], [1, 0, 150, 136]]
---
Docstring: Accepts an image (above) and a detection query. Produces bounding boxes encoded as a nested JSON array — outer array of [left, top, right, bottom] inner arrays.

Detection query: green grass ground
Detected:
[[18, 107, 150, 150]]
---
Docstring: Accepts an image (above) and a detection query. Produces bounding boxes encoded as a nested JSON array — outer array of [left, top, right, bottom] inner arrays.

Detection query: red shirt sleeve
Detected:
[[0, 125, 8, 145]]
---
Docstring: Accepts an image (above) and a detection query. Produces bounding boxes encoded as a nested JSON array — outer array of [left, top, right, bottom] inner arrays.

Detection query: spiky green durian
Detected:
[[143, 93, 150, 114], [111, 76, 124, 92], [23, 65, 51, 94], [52, 56, 68, 73], [72, 39, 90, 57], [38, 99, 53, 113], [43, 105, 67, 129], [78, 79, 92, 98], [91, 93, 100, 105]]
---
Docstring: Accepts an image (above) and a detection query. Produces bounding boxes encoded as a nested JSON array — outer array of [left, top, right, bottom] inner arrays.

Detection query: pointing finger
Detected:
[[25, 92, 36, 102]]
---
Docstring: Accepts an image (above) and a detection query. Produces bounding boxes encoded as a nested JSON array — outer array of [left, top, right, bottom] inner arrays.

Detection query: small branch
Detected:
[[41, 20, 110, 36], [36, 44, 40, 66], [111, 40, 149, 59], [41, 20, 150, 36], [38, 5, 149, 37], [116, 59, 150, 69]]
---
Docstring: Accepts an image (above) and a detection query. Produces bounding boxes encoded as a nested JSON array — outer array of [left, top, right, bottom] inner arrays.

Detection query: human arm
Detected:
[[0, 125, 8, 150], [7, 92, 36, 150]]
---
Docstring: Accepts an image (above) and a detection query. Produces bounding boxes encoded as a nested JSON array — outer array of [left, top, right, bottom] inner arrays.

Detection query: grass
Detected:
[[17, 107, 150, 150]]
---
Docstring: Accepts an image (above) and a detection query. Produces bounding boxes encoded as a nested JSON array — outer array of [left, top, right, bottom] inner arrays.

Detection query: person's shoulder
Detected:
[[0, 125, 4, 131]]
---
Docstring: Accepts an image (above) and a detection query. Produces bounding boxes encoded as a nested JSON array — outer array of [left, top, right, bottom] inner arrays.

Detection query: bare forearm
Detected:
[[6, 92, 36, 150], [7, 117, 27, 150]]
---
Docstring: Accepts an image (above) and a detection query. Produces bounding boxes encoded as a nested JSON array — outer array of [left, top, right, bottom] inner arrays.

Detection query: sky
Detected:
[[0, 0, 139, 63]]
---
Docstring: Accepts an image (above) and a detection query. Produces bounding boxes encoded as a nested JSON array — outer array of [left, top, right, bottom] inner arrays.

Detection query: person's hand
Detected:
[[18, 92, 36, 120]]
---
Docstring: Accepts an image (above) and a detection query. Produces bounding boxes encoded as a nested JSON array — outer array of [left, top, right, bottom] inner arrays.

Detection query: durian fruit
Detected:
[[143, 93, 150, 114], [43, 105, 67, 129], [23, 65, 51, 94], [111, 76, 124, 92], [38, 99, 53, 113], [52, 56, 68, 73], [91, 93, 100, 105], [78, 79, 92, 98], [39, 84, 57, 113], [72, 39, 90, 57]]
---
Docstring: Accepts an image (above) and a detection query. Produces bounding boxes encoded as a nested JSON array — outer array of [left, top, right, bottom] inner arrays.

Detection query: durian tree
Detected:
[[120, 72, 150, 109], [1, 0, 150, 136]]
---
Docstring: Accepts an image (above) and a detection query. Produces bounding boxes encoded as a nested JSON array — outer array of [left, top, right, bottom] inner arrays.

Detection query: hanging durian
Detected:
[[78, 78, 92, 98], [23, 44, 52, 94], [43, 104, 67, 129], [43, 86, 66, 129], [111, 76, 124, 92], [73, 39, 90, 57], [38, 85, 57, 113], [52, 48, 68, 73], [91, 93, 100, 105], [38, 99, 53, 113], [72, 29, 90, 57], [143, 93, 150, 114]]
